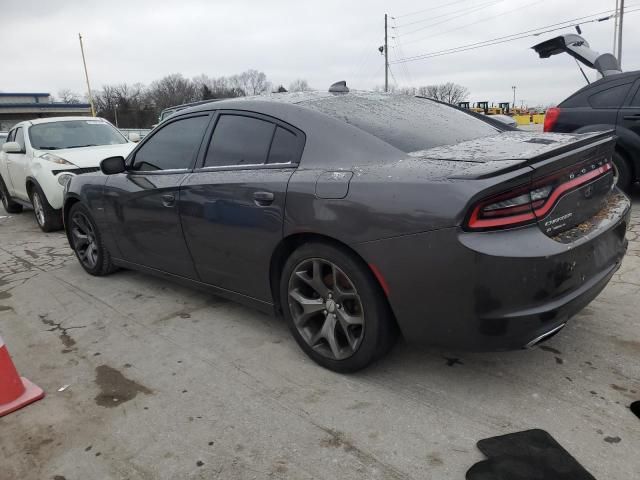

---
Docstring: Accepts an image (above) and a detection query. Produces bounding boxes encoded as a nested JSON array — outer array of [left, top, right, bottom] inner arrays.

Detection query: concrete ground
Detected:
[[1, 193, 639, 480]]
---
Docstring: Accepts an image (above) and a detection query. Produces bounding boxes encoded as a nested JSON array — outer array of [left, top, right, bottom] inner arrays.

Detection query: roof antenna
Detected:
[[575, 58, 591, 85]]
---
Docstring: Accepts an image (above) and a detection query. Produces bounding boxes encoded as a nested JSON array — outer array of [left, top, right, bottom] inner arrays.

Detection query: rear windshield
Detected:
[[301, 94, 499, 152]]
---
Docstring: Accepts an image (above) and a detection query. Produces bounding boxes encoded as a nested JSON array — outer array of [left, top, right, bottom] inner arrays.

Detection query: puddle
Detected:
[[94, 365, 152, 407]]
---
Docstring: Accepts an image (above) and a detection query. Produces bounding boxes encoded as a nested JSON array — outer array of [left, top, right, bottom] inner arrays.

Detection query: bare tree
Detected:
[[288, 79, 311, 92], [235, 69, 271, 96], [58, 89, 82, 103], [421, 82, 469, 104], [193, 74, 246, 99], [148, 73, 199, 111]]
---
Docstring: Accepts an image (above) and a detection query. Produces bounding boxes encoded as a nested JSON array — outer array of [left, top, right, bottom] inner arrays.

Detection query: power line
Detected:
[[392, 0, 472, 20], [395, 0, 504, 37], [391, 6, 640, 65], [393, 0, 491, 28], [388, 66, 399, 88], [390, 18, 413, 85], [393, 0, 545, 48]]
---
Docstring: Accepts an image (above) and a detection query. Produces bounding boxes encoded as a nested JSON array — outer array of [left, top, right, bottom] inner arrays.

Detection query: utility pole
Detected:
[[78, 33, 96, 117], [613, 0, 619, 54], [512, 86, 516, 108], [384, 14, 389, 93], [617, 0, 625, 68]]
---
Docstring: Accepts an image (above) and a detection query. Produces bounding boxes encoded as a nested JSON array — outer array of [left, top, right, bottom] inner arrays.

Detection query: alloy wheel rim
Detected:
[[612, 162, 620, 187], [288, 258, 365, 360], [71, 212, 99, 269], [32, 192, 45, 226]]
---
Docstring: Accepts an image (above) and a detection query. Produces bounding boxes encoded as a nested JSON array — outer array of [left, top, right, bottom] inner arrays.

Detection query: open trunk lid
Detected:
[[411, 130, 617, 236]]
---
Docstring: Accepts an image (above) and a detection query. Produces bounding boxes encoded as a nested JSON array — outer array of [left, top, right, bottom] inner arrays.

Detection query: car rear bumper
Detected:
[[355, 191, 630, 351]]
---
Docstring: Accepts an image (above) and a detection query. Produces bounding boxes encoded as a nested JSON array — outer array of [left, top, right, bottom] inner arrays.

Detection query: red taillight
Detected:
[[543, 107, 560, 132], [466, 161, 613, 231]]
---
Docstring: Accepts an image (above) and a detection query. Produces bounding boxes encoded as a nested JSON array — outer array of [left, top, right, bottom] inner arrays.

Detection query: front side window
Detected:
[[14, 128, 25, 152], [28, 120, 128, 150], [132, 115, 209, 171], [204, 115, 275, 168], [631, 87, 640, 107], [6, 129, 15, 142]]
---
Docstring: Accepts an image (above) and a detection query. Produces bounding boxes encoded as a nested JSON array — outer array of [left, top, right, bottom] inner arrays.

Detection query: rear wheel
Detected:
[[28, 183, 62, 232], [0, 175, 23, 214], [612, 150, 632, 193], [280, 242, 396, 373], [68, 202, 117, 276]]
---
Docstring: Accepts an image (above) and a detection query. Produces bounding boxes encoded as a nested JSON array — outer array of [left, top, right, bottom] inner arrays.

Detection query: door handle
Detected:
[[253, 191, 274, 206], [161, 194, 176, 207], [623, 114, 640, 120]]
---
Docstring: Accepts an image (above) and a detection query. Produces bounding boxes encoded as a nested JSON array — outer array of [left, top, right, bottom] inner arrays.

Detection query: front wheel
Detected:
[[68, 202, 117, 276], [29, 183, 62, 232], [280, 242, 396, 373]]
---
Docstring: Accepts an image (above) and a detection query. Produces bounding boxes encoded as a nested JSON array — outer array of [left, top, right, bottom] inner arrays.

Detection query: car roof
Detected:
[[180, 90, 414, 115], [560, 70, 640, 105], [15, 116, 108, 127]]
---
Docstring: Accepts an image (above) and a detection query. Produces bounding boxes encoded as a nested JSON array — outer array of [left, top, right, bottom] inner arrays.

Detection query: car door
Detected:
[[617, 78, 640, 138], [180, 111, 304, 301], [6, 127, 29, 200], [103, 113, 211, 278], [0, 129, 16, 193]]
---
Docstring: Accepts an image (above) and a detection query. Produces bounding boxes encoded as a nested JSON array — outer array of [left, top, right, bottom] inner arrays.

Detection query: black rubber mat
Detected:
[[466, 429, 597, 479]]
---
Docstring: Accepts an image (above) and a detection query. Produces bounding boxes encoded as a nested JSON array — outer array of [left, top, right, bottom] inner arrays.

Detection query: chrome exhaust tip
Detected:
[[525, 323, 566, 349]]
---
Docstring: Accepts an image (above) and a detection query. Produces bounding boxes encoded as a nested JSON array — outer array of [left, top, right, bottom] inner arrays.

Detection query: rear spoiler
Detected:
[[532, 34, 622, 77]]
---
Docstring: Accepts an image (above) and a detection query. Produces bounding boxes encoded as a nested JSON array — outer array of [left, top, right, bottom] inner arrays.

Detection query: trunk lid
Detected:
[[411, 130, 617, 235]]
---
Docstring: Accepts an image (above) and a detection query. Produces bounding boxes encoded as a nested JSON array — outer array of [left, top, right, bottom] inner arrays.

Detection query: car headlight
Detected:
[[40, 152, 76, 166], [57, 173, 74, 188]]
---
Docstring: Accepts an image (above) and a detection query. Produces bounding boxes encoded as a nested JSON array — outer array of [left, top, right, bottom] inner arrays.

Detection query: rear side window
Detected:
[[205, 115, 275, 167], [302, 94, 499, 153], [588, 83, 632, 108], [132, 115, 209, 171], [268, 127, 300, 164]]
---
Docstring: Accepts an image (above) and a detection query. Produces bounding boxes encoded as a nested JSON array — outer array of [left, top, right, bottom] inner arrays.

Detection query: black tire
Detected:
[[280, 241, 396, 373], [68, 202, 117, 276], [28, 182, 63, 232], [612, 150, 632, 194], [0, 175, 23, 214]]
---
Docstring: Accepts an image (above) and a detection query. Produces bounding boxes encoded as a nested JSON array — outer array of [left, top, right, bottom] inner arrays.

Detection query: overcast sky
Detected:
[[1, 0, 637, 106]]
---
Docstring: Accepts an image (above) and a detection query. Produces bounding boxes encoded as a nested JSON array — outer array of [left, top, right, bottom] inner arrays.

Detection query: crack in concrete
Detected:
[[39, 313, 86, 349]]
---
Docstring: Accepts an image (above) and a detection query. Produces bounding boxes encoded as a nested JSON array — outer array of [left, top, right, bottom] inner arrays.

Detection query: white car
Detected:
[[0, 117, 136, 231]]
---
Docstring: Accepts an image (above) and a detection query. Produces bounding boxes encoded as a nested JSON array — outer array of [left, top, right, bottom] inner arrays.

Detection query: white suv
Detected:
[[0, 117, 136, 231]]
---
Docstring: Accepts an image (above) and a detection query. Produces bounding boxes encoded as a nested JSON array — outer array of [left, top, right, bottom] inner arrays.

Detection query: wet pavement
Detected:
[[0, 192, 638, 479]]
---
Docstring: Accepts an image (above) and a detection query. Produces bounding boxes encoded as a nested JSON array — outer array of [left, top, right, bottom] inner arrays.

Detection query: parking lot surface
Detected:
[[1, 194, 639, 480]]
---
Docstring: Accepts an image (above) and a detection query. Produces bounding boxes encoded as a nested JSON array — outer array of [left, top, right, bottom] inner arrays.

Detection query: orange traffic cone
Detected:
[[0, 335, 44, 417]]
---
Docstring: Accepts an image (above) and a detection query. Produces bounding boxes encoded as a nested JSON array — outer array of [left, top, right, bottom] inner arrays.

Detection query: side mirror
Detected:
[[2, 142, 21, 154], [128, 132, 141, 143], [100, 156, 126, 175]]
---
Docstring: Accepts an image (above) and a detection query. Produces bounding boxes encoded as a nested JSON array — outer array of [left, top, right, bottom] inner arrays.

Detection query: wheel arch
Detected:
[[269, 232, 398, 327], [25, 175, 37, 196], [615, 143, 637, 182], [63, 195, 82, 243]]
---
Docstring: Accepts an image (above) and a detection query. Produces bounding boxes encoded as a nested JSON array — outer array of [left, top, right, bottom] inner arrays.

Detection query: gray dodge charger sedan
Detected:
[[63, 87, 630, 372]]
